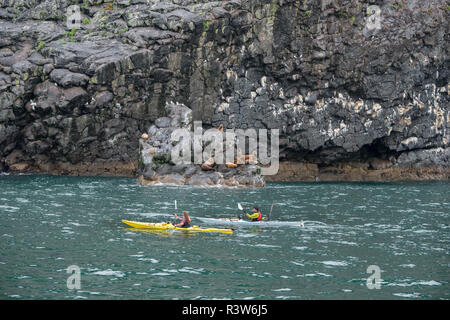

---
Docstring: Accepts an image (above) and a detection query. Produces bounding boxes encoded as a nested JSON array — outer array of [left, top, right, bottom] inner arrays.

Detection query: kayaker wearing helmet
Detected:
[[246, 207, 262, 221], [174, 211, 191, 228]]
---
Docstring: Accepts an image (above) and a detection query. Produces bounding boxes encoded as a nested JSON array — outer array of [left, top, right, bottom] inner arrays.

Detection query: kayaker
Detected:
[[246, 207, 262, 221], [174, 211, 191, 228]]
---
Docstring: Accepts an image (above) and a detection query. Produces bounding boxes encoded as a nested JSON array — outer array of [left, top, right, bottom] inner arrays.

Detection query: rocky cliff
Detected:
[[138, 102, 266, 187], [0, 0, 448, 181]]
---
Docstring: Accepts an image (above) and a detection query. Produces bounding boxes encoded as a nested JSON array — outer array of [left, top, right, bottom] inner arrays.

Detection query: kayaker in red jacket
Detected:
[[174, 211, 191, 228]]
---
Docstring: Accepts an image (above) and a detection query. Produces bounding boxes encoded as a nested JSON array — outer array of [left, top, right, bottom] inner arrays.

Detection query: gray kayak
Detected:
[[197, 217, 304, 227]]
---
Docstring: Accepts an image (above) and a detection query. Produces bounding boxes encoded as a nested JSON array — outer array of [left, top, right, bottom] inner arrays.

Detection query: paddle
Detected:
[[268, 202, 275, 221], [237, 203, 244, 220], [172, 200, 179, 225]]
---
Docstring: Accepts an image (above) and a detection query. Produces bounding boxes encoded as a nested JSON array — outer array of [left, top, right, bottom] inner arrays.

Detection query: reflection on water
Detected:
[[124, 228, 199, 238]]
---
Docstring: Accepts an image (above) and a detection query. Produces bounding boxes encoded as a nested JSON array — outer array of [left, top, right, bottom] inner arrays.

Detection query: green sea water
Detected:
[[0, 175, 449, 299]]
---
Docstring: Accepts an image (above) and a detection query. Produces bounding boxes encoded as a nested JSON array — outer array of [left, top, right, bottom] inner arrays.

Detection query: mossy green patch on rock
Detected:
[[36, 41, 45, 52]]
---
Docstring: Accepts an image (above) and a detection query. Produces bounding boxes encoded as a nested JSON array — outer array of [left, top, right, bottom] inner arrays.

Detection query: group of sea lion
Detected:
[[141, 125, 257, 171], [202, 153, 256, 171], [201, 124, 258, 171]]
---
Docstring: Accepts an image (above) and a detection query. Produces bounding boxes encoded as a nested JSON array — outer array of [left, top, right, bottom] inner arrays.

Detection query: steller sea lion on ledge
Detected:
[[234, 152, 257, 165], [225, 162, 238, 168], [201, 157, 215, 171]]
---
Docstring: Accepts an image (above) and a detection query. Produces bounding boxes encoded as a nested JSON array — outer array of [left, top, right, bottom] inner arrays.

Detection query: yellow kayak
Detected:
[[121, 220, 234, 234]]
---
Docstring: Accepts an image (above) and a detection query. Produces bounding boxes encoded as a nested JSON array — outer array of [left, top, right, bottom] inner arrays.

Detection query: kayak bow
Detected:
[[122, 220, 234, 234]]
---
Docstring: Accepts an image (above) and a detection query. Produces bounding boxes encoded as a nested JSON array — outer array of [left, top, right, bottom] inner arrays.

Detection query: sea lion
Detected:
[[201, 157, 215, 171], [225, 162, 238, 168], [247, 152, 258, 165]]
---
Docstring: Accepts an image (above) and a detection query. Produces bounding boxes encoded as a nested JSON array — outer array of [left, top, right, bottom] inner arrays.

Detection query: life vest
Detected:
[[179, 215, 191, 228], [253, 211, 262, 221]]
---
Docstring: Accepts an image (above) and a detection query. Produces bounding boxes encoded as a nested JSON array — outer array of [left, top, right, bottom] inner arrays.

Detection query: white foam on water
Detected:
[[179, 267, 204, 274], [304, 273, 332, 277], [0, 205, 20, 212], [336, 240, 358, 246], [151, 272, 171, 276], [138, 258, 159, 264], [253, 244, 281, 248], [237, 233, 258, 238], [91, 269, 125, 277], [162, 269, 178, 273], [321, 260, 348, 267], [139, 212, 174, 218], [414, 280, 441, 286], [413, 229, 435, 234], [429, 247, 445, 252], [78, 291, 102, 295], [50, 203, 64, 207], [387, 280, 441, 287], [393, 293, 421, 298], [272, 288, 292, 292], [68, 222, 87, 227]]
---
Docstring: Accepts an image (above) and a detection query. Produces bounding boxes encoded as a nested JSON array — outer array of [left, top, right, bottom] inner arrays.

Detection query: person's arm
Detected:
[[176, 217, 187, 227]]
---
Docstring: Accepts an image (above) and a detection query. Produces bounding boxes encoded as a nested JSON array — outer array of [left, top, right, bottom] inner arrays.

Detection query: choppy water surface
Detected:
[[0, 175, 448, 299]]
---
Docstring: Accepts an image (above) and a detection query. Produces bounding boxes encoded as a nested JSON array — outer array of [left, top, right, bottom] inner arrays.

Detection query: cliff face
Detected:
[[0, 0, 448, 180]]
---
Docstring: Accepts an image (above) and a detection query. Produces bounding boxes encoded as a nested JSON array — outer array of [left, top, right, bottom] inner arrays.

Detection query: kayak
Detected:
[[121, 220, 234, 234], [196, 217, 304, 227]]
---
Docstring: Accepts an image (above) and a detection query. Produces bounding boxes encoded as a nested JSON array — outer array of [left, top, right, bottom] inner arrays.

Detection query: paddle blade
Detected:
[[174, 200, 177, 210], [238, 203, 243, 211]]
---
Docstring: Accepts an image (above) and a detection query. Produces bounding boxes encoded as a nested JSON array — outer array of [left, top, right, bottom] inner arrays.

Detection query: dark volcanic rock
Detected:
[[50, 69, 90, 87], [0, 0, 448, 181]]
